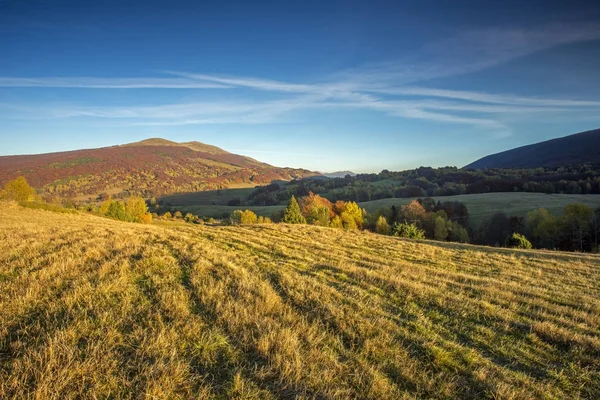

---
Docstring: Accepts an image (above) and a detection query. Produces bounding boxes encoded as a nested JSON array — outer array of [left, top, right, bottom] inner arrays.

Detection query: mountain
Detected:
[[0, 138, 318, 200], [465, 128, 600, 169], [321, 171, 356, 178]]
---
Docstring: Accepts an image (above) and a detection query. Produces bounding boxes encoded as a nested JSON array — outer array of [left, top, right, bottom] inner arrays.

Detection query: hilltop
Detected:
[[0, 139, 317, 200], [466, 128, 600, 169], [1, 204, 599, 399]]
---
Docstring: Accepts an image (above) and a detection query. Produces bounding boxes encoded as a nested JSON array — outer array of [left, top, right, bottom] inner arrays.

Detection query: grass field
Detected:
[[1, 203, 599, 399]]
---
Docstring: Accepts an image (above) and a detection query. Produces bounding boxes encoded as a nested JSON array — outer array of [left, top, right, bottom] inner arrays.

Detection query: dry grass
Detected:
[[1, 203, 599, 399]]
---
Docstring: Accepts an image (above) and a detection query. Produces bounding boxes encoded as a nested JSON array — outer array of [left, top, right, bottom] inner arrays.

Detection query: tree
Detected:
[[400, 200, 426, 226], [375, 216, 390, 235], [506, 233, 532, 249], [163, 211, 172, 219], [282, 196, 306, 224], [125, 196, 149, 222], [1, 176, 36, 201], [240, 210, 258, 224], [562, 204, 593, 251], [340, 201, 363, 230], [330, 215, 343, 229], [173, 211, 183, 219], [393, 222, 425, 239], [526, 208, 559, 249], [299, 192, 333, 226], [105, 200, 133, 222]]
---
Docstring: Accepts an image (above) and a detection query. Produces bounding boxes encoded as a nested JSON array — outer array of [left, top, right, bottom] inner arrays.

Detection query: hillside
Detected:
[[466, 128, 600, 169], [1, 204, 599, 399], [0, 139, 317, 200]]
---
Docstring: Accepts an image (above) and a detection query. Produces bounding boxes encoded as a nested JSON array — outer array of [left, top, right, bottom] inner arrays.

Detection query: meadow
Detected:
[[1, 203, 599, 399], [162, 190, 600, 227]]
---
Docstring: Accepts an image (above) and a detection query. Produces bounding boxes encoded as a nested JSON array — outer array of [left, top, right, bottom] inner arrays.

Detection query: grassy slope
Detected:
[[166, 191, 600, 226], [1, 204, 599, 399]]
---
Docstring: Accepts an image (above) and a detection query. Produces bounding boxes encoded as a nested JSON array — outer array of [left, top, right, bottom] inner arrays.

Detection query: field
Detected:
[[163, 191, 600, 226], [1, 204, 600, 399]]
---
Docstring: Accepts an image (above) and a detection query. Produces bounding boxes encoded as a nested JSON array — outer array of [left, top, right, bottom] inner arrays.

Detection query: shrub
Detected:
[[375, 216, 390, 235], [393, 222, 425, 239], [174, 211, 183, 219], [163, 211, 172, 219], [257, 216, 272, 224], [505, 233, 532, 249]]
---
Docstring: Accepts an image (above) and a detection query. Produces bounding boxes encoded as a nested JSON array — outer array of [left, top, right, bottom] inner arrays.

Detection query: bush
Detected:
[[375, 216, 390, 235], [393, 222, 425, 239], [505, 233, 532, 249], [18, 201, 76, 214]]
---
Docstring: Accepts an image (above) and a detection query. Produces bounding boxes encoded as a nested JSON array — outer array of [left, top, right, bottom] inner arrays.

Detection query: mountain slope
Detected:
[[466, 128, 600, 169], [1, 204, 599, 399], [0, 139, 317, 200]]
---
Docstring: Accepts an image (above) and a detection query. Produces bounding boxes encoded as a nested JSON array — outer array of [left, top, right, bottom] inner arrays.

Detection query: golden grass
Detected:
[[1, 203, 599, 399]]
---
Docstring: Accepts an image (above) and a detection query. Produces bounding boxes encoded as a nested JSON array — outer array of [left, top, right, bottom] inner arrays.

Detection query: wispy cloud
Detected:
[[1, 22, 599, 134], [0, 77, 230, 89]]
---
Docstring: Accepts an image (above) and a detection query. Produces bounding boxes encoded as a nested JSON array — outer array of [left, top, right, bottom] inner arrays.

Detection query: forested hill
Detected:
[[0, 138, 317, 200], [465, 128, 600, 169]]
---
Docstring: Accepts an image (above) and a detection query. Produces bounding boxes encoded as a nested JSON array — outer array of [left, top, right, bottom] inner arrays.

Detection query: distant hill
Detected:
[[321, 171, 356, 178], [0, 138, 318, 200], [465, 128, 600, 169]]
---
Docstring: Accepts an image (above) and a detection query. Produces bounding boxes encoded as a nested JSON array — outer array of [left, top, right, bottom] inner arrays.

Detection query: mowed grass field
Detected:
[[1, 204, 600, 399], [165, 191, 600, 226]]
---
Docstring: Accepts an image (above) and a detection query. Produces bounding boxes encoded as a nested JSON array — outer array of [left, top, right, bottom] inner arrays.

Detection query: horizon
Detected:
[[2, 0, 600, 173]]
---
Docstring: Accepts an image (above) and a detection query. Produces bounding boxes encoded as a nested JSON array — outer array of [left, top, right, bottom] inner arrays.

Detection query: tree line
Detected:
[[244, 164, 600, 206]]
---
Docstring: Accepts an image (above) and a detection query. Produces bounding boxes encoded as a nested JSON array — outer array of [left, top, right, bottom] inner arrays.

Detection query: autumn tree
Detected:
[[125, 196, 149, 222], [399, 200, 426, 226], [1, 176, 36, 202], [282, 196, 306, 224], [339, 201, 363, 230], [240, 210, 258, 224], [299, 192, 334, 226]]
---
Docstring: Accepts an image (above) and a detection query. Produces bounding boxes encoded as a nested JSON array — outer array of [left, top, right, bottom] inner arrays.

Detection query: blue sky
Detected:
[[1, 0, 600, 172]]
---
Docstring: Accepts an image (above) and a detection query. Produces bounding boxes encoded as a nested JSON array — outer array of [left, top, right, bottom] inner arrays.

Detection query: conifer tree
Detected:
[[282, 195, 306, 224]]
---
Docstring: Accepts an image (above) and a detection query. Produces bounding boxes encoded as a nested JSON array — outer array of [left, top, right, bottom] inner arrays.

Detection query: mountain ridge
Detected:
[[0, 138, 318, 200], [465, 128, 600, 169]]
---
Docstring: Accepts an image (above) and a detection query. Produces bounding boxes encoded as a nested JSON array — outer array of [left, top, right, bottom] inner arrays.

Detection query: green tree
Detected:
[[105, 200, 133, 222], [527, 208, 559, 249], [231, 209, 243, 224], [505, 233, 532, 249], [375, 215, 390, 235], [1, 176, 36, 201], [562, 204, 593, 251], [282, 196, 306, 224], [393, 222, 425, 239]]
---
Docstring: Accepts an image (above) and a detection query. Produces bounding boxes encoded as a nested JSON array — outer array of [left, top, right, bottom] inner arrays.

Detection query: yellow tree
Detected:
[[1, 176, 36, 201], [340, 201, 363, 230]]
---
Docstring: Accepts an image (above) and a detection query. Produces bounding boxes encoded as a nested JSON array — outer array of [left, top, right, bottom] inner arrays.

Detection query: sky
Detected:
[[1, 0, 600, 173]]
